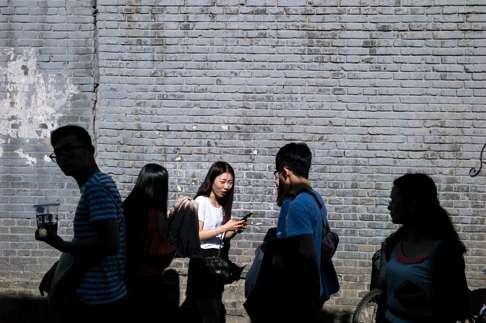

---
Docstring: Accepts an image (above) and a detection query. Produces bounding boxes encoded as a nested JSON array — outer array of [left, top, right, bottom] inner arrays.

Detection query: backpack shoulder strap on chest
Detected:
[[300, 189, 323, 210]]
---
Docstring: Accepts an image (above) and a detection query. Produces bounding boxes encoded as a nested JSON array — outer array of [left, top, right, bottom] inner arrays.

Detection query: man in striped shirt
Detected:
[[36, 125, 127, 323]]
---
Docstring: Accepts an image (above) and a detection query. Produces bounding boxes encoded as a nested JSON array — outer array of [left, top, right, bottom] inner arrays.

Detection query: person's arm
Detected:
[[223, 218, 248, 240], [284, 198, 316, 259], [198, 219, 246, 241], [36, 219, 119, 257], [224, 228, 237, 240], [36, 180, 122, 258], [295, 234, 315, 258]]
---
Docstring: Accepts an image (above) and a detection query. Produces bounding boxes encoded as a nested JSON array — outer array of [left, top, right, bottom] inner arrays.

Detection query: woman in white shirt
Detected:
[[185, 161, 247, 323]]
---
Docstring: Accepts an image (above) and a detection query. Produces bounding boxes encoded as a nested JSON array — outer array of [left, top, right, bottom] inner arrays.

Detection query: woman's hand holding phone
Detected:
[[241, 212, 253, 222], [223, 219, 247, 232]]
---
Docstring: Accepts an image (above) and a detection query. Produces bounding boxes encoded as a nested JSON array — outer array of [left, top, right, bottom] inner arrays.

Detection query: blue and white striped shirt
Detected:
[[74, 171, 127, 304]]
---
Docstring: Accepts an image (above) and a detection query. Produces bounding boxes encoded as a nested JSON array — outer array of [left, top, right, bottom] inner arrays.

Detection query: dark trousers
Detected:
[[127, 269, 180, 323], [53, 297, 128, 323], [183, 249, 226, 323]]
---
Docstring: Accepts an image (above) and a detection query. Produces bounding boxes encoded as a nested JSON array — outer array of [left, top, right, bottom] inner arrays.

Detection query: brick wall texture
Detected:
[[1, 0, 485, 314]]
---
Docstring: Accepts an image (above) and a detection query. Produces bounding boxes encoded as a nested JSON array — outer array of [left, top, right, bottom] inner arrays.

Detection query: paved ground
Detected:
[[0, 294, 353, 323], [227, 311, 353, 323], [227, 316, 251, 323]]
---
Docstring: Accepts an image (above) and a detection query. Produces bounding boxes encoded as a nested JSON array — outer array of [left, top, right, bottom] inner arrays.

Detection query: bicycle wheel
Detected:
[[353, 289, 383, 323], [468, 288, 486, 323]]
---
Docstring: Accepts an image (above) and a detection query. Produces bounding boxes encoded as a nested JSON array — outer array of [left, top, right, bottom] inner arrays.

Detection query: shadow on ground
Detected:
[[0, 294, 353, 323]]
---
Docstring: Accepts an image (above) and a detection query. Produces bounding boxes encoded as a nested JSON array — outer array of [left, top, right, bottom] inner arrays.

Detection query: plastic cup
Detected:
[[34, 203, 59, 237]]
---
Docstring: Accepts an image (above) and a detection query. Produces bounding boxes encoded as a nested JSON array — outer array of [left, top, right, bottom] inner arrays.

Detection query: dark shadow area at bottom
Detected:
[[0, 291, 353, 323], [0, 295, 48, 323]]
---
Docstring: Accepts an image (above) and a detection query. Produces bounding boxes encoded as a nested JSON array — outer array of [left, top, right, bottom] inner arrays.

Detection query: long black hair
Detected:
[[123, 164, 170, 283], [129, 163, 168, 215], [195, 161, 235, 223], [393, 173, 465, 252]]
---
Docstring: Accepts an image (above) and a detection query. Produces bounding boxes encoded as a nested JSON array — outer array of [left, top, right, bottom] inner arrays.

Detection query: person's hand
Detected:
[[39, 262, 57, 296], [222, 219, 247, 233], [35, 227, 63, 250]]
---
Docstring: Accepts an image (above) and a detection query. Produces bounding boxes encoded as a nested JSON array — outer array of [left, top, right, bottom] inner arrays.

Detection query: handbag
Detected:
[[303, 189, 340, 301], [322, 222, 339, 261], [39, 252, 94, 308], [204, 256, 243, 284], [39, 253, 77, 307], [203, 233, 244, 284]]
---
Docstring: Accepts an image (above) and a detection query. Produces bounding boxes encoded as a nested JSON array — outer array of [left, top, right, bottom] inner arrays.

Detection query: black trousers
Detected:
[[127, 269, 180, 323], [53, 297, 128, 323], [183, 249, 226, 323]]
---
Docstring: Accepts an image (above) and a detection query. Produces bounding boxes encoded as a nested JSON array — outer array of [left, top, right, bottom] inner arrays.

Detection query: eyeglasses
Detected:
[[49, 145, 87, 162]]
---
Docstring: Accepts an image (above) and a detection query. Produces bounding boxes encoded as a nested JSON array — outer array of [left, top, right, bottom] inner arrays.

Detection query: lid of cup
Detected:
[[33, 203, 60, 208]]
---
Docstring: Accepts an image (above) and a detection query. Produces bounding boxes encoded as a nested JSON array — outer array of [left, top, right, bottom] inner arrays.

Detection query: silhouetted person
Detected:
[[245, 143, 338, 323], [36, 125, 127, 323], [182, 161, 247, 323], [371, 173, 468, 323], [123, 163, 178, 322]]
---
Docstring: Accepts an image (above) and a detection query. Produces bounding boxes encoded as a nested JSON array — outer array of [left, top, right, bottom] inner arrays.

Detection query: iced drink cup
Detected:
[[34, 203, 59, 238]]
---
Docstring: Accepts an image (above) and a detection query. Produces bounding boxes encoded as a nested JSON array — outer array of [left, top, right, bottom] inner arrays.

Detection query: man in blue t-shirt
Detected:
[[35, 125, 127, 323], [274, 143, 324, 320], [245, 142, 331, 323]]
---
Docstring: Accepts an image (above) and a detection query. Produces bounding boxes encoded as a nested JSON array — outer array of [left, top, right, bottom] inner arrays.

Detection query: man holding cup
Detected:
[[35, 125, 127, 322]]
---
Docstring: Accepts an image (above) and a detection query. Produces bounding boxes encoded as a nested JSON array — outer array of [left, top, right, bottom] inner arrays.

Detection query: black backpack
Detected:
[[304, 189, 340, 301]]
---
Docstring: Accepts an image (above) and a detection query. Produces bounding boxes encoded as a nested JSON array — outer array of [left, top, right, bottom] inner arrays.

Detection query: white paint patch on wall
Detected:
[[0, 48, 79, 161], [15, 148, 37, 166]]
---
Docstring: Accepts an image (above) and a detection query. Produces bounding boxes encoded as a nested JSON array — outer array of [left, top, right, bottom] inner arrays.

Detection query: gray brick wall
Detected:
[[1, 0, 485, 315], [0, 0, 95, 290]]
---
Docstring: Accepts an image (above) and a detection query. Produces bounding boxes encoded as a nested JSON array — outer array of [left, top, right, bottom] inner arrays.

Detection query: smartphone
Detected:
[[241, 212, 253, 221]]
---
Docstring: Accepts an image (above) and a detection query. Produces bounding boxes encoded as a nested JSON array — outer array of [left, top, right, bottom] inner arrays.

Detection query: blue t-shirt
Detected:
[[74, 171, 127, 304], [276, 189, 325, 298]]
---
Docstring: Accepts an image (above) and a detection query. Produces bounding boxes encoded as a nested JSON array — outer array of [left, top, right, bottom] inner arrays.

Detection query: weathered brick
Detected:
[[1, 0, 485, 316]]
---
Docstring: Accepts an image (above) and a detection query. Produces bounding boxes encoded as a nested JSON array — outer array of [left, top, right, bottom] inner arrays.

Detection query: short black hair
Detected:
[[275, 142, 312, 178], [50, 125, 93, 148]]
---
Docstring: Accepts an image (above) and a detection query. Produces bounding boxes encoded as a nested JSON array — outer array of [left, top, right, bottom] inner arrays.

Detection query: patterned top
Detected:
[[74, 171, 127, 304]]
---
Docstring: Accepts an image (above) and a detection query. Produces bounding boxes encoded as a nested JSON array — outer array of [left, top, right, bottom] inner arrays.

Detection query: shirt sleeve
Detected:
[[85, 182, 119, 222], [195, 196, 207, 223], [285, 196, 314, 237]]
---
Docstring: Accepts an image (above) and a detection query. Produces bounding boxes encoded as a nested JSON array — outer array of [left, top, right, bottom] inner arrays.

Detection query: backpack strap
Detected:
[[300, 189, 329, 228], [299, 188, 322, 209]]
